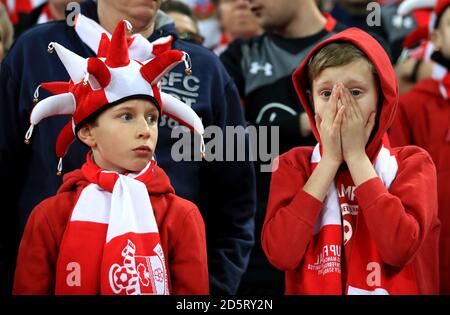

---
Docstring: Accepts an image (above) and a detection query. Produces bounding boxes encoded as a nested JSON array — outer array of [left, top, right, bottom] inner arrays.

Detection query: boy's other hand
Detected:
[[299, 112, 312, 137], [340, 87, 376, 163], [315, 84, 345, 165]]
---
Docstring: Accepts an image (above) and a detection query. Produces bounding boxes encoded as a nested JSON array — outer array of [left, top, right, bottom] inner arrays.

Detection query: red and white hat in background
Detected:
[[25, 20, 205, 175], [394, 0, 435, 60], [396, 0, 450, 98], [395, 0, 450, 43]]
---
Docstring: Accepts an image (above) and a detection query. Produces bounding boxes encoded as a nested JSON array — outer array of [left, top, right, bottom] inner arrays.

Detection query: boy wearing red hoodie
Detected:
[[12, 20, 209, 295], [389, 0, 450, 294], [262, 28, 440, 294]]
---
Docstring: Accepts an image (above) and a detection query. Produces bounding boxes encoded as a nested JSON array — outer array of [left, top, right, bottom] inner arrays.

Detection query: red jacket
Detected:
[[13, 165, 209, 295], [390, 78, 450, 294], [263, 146, 440, 294], [262, 28, 440, 294]]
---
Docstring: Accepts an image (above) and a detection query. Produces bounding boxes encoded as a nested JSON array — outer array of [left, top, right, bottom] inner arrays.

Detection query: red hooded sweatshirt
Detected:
[[262, 28, 440, 294], [13, 164, 209, 294], [390, 78, 450, 294]]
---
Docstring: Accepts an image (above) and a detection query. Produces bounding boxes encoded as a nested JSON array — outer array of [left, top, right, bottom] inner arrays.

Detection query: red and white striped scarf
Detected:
[[55, 153, 169, 295], [301, 137, 418, 294]]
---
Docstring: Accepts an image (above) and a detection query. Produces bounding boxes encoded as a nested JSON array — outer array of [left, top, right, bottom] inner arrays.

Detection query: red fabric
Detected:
[[55, 122, 74, 158], [390, 79, 450, 294], [323, 13, 337, 33], [4, 0, 32, 23], [71, 83, 109, 126], [87, 58, 111, 88], [41, 82, 70, 95], [412, 10, 432, 29], [262, 28, 440, 294], [262, 146, 440, 294], [140, 50, 185, 85], [97, 33, 110, 58], [403, 26, 429, 49], [106, 21, 130, 68], [13, 164, 209, 295], [152, 37, 174, 56], [435, 0, 450, 17]]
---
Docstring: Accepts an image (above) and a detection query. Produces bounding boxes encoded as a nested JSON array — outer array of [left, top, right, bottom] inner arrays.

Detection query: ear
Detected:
[[430, 30, 442, 51], [77, 124, 96, 148]]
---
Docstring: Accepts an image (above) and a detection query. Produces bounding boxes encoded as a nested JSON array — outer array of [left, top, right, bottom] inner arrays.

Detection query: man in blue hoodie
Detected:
[[0, 0, 256, 295]]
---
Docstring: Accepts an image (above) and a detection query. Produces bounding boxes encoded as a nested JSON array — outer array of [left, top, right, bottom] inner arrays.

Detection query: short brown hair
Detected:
[[307, 42, 376, 80]]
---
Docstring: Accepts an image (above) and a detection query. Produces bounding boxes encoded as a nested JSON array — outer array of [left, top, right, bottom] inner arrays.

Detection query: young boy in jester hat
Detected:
[[389, 0, 450, 294], [13, 20, 208, 295], [262, 28, 440, 294]]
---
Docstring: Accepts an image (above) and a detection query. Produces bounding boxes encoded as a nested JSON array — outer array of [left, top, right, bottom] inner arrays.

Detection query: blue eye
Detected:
[[120, 113, 133, 121], [351, 89, 362, 96], [320, 90, 332, 98]]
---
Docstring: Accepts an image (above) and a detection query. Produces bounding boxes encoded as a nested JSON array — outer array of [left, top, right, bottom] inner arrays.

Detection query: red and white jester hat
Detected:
[[395, 0, 450, 32], [25, 20, 205, 175]]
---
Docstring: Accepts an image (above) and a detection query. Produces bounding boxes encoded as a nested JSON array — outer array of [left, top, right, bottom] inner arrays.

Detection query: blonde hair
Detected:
[[0, 3, 14, 50], [307, 42, 376, 80]]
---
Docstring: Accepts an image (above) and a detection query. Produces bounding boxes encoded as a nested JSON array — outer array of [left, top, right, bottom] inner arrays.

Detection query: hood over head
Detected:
[[292, 28, 398, 159]]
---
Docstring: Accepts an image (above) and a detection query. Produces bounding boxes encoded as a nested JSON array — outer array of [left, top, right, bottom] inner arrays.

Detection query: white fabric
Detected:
[[432, 62, 447, 81], [51, 42, 87, 83], [70, 164, 159, 244], [36, 11, 50, 24], [30, 92, 76, 124], [397, 0, 437, 17], [75, 13, 171, 62], [311, 144, 398, 235], [348, 285, 389, 295], [161, 92, 205, 134], [104, 61, 153, 103]]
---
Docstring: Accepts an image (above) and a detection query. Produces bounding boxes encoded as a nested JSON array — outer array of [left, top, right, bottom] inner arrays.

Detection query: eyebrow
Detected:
[[112, 105, 136, 112], [315, 79, 368, 88], [112, 104, 159, 113]]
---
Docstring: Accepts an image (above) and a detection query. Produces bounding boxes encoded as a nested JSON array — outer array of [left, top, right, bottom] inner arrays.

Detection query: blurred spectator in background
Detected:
[[389, 0, 450, 295], [329, 0, 394, 58], [0, 2, 13, 63], [161, 0, 205, 45], [211, 0, 262, 55], [14, 0, 81, 39], [0, 0, 46, 24], [391, 0, 436, 94], [330, 0, 382, 32], [180, 0, 221, 49]]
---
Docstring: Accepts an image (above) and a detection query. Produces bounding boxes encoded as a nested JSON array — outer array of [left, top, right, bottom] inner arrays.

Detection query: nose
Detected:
[[136, 117, 151, 139]]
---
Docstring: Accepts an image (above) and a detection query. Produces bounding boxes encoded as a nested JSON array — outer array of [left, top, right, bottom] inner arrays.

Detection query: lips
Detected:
[[133, 145, 152, 157], [133, 145, 151, 152]]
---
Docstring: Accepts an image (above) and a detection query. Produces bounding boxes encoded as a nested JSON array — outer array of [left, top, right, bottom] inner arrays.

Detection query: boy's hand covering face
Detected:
[[340, 87, 376, 162], [315, 83, 345, 164]]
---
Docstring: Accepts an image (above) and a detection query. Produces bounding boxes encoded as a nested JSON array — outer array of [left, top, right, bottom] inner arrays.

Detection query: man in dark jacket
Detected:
[[0, 0, 256, 295]]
